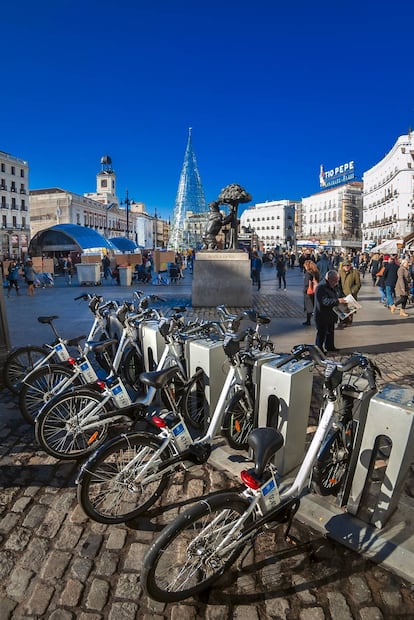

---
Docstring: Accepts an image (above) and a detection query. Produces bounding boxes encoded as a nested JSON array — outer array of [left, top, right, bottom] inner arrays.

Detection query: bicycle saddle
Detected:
[[248, 427, 284, 478], [139, 365, 180, 389], [84, 338, 118, 354], [38, 315, 59, 324], [64, 335, 87, 347]]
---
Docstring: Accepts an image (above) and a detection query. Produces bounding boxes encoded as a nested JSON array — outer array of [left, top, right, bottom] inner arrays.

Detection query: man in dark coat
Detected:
[[383, 255, 399, 310], [314, 270, 347, 353]]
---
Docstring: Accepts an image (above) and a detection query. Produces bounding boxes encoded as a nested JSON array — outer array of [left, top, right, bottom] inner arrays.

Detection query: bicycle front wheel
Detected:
[[182, 372, 207, 429], [77, 431, 171, 524], [35, 388, 111, 460], [142, 493, 252, 602], [221, 390, 255, 451], [312, 426, 351, 496], [19, 364, 77, 424], [3, 345, 49, 394]]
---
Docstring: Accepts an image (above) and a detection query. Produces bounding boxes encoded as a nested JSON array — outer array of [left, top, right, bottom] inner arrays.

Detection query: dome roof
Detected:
[[100, 155, 112, 165]]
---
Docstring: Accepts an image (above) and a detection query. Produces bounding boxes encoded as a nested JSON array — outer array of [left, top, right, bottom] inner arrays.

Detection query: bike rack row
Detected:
[[140, 324, 414, 531]]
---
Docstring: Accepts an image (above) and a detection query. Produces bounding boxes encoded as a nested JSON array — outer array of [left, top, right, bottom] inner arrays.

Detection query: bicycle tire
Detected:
[[120, 348, 145, 392], [35, 388, 112, 460], [221, 390, 255, 451], [312, 424, 352, 496], [18, 364, 79, 425], [181, 372, 208, 429], [142, 493, 252, 602], [3, 345, 49, 394], [77, 431, 171, 524]]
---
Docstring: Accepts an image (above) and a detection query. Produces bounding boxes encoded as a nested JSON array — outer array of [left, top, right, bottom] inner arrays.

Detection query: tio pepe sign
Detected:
[[319, 161, 355, 188]]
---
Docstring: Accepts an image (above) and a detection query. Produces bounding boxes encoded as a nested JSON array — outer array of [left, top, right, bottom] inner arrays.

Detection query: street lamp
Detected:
[[121, 190, 132, 239]]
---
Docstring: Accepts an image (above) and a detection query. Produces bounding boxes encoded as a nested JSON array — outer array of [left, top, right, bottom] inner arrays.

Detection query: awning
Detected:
[[28, 224, 113, 255], [369, 239, 404, 254], [108, 237, 140, 253]]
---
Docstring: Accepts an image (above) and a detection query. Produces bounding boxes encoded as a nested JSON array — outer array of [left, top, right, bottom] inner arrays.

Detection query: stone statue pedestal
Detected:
[[192, 250, 252, 308]]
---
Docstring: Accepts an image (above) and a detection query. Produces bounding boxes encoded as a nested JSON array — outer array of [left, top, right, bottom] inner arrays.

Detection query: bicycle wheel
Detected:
[[312, 424, 352, 496], [182, 372, 207, 429], [3, 345, 49, 394], [142, 493, 252, 602], [19, 364, 78, 425], [77, 431, 171, 524], [35, 388, 111, 460], [120, 348, 145, 392], [221, 390, 255, 451]]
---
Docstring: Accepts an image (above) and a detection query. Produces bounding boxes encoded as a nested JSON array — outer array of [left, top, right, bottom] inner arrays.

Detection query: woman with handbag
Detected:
[[303, 259, 320, 326]]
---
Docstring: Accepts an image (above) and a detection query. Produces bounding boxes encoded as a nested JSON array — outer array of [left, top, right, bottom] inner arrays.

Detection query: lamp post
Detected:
[[122, 190, 132, 239]]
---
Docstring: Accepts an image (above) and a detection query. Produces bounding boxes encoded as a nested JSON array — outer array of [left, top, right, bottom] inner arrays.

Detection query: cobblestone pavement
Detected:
[[1, 268, 414, 618]]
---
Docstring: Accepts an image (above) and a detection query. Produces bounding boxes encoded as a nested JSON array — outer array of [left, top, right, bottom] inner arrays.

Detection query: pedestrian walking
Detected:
[[102, 255, 112, 281], [63, 257, 73, 285], [23, 259, 36, 296], [251, 251, 262, 290], [314, 269, 347, 353], [275, 254, 287, 290], [392, 258, 411, 318], [383, 255, 399, 311], [338, 259, 361, 326], [303, 260, 320, 326], [7, 259, 20, 297]]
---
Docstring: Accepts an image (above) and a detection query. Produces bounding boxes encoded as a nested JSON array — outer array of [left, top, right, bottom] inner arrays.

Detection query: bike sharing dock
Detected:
[[2, 266, 414, 617]]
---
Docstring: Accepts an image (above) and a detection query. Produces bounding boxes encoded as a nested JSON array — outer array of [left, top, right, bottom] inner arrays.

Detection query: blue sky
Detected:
[[2, 0, 413, 219]]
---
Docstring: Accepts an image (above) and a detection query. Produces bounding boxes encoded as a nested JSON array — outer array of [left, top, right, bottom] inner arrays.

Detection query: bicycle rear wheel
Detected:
[[142, 493, 252, 602], [35, 388, 111, 460], [182, 372, 207, 429], [19, 364, 77, 424], [77, 431, 171, 524], [3, 345, 49, 394], [221, 390, 255, 451], [312, 425, 352, 496]]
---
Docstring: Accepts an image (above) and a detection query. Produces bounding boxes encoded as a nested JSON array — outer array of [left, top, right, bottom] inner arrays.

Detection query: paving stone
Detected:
[[59, 578, 84, 607], [124, 542, 148, 570], [359, 608, 384, 620], [106, 527, 127, 550], [107, 601, 139, 620], [95, 550, 119, 576], [0, 597, 18, 619], [170, 604, 198, 619], [23, 582, 55, 616], [37, 507, 67, 538], [86, 578, 110, 611], [299, 609, 325, 620], [6, 566, 34, 601], [22, 503, 48, 528], [4, 526, 31, 551], [348, 575, 372, 604], [19, 536, 50, 569], [115, 572, 142, 599], [11, 496, 32, 512], [380, 588, 403, 609], [79, 533, 104, 559], [56, 522, 84, 549], [41, 550, 72, 580], [0, 512, 20, 533], [48, 610, 75, 620], [0, 550, 17, 580], [327, 592, 353, 619], [264, 597, 290, 619], [233, 605, 260, 619], [71, 557, 93, 582]]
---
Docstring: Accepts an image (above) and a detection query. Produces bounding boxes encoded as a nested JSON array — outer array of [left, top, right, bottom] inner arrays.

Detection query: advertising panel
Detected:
[[319, 161, 355, 188]]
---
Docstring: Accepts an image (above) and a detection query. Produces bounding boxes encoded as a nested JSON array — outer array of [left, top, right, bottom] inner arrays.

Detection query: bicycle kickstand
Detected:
[[284, 499, 301, 545]]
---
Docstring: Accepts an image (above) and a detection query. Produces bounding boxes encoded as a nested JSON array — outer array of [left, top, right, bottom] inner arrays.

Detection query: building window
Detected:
[[21, 200, 25, 210], [101, 179, 107, 188], [2, 215, 6, 227], [22, 217, 26, 228], [11, 198, 16, 209], [20, 184, 25, 193], [11, 166, 15, 175], [20, 169, 25, 177], [12, 216, 17, 227], [1, 163, 5, 172], [1, 196, 6, 208]]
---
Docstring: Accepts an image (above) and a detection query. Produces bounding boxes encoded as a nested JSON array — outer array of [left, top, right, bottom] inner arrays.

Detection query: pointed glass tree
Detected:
[[168, 128, 207, 250]]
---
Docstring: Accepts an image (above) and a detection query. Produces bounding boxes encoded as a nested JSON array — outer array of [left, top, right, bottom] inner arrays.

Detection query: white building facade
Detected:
[[0, 150, 30, 259], [300, 182, 363, 252], [362, 131, 414, 250], [239, 200, 297, 252]]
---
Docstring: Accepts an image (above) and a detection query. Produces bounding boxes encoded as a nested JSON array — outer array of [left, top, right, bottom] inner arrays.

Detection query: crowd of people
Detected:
[[249, 246, 413, 354]]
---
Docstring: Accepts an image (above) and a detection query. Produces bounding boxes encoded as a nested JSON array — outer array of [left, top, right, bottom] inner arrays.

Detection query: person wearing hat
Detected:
[[338, 259, 361, 326]]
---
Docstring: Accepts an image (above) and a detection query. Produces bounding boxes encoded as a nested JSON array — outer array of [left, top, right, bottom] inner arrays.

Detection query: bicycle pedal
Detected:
[[285, 534, 299, 546]]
